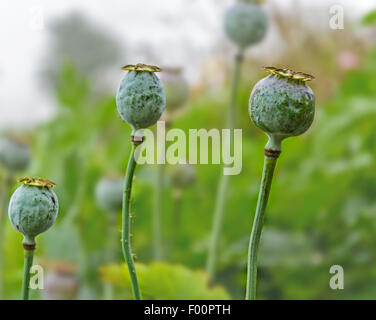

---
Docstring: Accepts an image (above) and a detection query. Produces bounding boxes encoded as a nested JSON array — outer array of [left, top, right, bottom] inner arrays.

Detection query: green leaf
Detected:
[[55, 62, 90, 109], [60, 150, 82, 209], [42, 223, 83, 264], [362, 10, 376, 25], [100, 262, 230, 300]]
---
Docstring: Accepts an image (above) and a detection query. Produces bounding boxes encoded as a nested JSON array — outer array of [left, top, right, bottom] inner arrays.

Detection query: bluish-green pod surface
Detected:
[[95, 177, 123, 212], [249, 72, 315, 150], [8, 184, 58, 244], [116, 70, 166, 135], [0, 138, 31, 172], [224, 2, 268, 49]]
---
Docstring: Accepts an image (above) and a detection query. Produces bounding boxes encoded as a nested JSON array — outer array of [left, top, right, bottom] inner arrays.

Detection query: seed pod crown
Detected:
[[0, 136, 31, 172], [159, 67, 189, 112]]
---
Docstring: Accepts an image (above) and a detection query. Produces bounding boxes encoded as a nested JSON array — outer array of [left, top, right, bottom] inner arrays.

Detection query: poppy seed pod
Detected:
[[116, 64, 166, 138], [160, 67, 189, 112], [95, 176, 123, 212], [0, 136, 31, 172], [249, 67, 315, 151], [170, 164, 196, 190], [8, 178, 58, 245], [224, 2, 268, 50]]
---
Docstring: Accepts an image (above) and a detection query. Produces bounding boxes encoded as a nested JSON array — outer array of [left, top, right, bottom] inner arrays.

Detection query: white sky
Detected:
[[0, 0, 374, 129]]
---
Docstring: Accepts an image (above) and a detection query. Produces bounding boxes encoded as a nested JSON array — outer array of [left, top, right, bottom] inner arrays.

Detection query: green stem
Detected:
[[246, 154, 278, 300], [170, 190, 183, 257], [21, 248, 34, 300], [103, 210, 118, 300], [0, 173, 12, 299], [206, 174, 229, 279], [0, 219, 4, 299], [121, 143, 142, 300], [109, 210, 119, 262], [153, 163, 164, 260], [226, 51, 243, 129], [206, 50, 244, 280]]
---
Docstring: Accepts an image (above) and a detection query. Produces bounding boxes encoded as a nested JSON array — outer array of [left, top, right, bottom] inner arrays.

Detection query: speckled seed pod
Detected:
[[224, 2, 268, 49], [95, 176, 123, 212], [8, 178, 58, 245], [159, 67, 189, 112], [170, 164, 196, 190], [116, 64, 166, 137], [0, 136, 31, 172], [249, 67, 315, 151]]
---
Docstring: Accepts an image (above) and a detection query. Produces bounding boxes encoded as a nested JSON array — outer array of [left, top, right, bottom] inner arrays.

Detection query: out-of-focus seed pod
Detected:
[[95, 176, 123, 212], [159, 67, 189, 113], [0, 136, 31, 172], [170, 164, 196, 190], [224, 1, 268, 50]]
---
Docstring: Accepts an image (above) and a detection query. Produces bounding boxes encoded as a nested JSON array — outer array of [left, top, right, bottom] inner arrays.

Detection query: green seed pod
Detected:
[[95, 176, 123, 212], [0, 136, 31, 172], [8, 178, 58, 245], [249, 67, 315, 151], [160, 67, 189, 112], [116, 64, 166, 138], [224, 1, 268, 50], [170, 164, 196, 190]]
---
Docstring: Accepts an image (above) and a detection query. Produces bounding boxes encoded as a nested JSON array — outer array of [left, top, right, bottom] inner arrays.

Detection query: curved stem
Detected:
[[153, 164, 164, 260], [206, 50, 244, 280], [246, 154, 278, 300], [0, 173, 12, 299], [121, 143, 142, 300], [21, 248, 34, 300]]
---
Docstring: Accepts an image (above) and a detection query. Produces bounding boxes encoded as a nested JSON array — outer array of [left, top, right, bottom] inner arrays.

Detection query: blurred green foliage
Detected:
[[100, 262, 230, 299], [362, 10, 376, 26], [2, 12, 376, 300]]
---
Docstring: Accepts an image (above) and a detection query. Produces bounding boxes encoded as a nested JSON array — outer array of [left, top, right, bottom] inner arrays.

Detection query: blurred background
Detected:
[[0, 0, 376, 299]]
